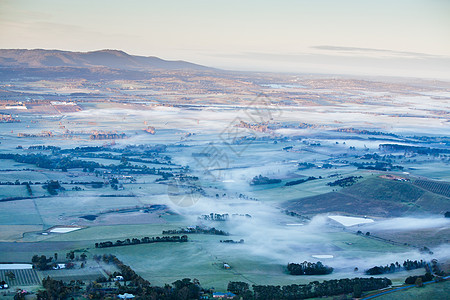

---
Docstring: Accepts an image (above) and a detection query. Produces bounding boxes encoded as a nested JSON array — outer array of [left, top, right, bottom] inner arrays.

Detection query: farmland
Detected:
[[0, 71, 449, 299], [0, 269, 41, 286]]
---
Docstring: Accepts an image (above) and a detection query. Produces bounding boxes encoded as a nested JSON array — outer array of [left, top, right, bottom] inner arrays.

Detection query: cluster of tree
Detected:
[[356, 230, 371, 236], [79, 152, 172, 166], [25, 182, 32, 195], [227, 281, 252, 298], [285, 176, 318, 186], [327, 176, 362, 187], [248, 277, 392, 299], [198, 213, 251, 221], [162, 226, 229, 236], [1, 148, 175, 178], [282, 210, 311, 221], [365, 259, 426, 275], [99, 254, 150, 285], [92, 254, 202, 300], [199, 213, 229, 221], [17, 131, 53, 138], [380, 144, 450, 155], [336, 128, 399, 138], [354, 161, 403, 171], [220, 239, 244, 244], [42, 180, 65, 195], [419, 246, 433, 255], [430, 259, 446, 276], [36, 276, 82, 300], [405, 272, 434, 284], [90, 132, 126, 140], [250, 175, 281, 185], [287, 261, 333, 275], [4, 271, 15, 281], [0, 153, 100, 172], [31, 255, 54, 270], [298, 162, 316, 170], [0, 180, 33, 186], [122, 144, 167, 154], [95, 235, 188, 248], [28, 145, 61, 151], [31, 252, 84, 271], [59, 146, 106, 154], [361, 153, 381, 160]]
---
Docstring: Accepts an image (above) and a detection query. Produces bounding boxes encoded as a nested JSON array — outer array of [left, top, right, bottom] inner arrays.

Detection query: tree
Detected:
[[5, 271, 15, 281], [32, 255, 52, 270], [415, 277, 423, 287], [54, 253, 58, 261], [66, 251, 75, 261], [228, 281, 249, 295], [353, 283, 362, 298]]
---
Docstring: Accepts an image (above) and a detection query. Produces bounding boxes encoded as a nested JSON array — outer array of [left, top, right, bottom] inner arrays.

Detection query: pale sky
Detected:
[[1, 0, 449, 78]]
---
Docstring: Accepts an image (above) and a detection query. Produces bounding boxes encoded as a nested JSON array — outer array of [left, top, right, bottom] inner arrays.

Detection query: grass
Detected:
[[341, 177, 424, 203], [79, 228, 410, 291], [0, 225, 43, 242], [284, 176, 450, 217], [373, 280, 450, 300], [47, 223, 186, 242], [0, 199, 43, 225]]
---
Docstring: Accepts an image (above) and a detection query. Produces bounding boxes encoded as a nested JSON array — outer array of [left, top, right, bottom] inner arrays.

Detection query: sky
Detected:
[[0, 0, 449, 79]]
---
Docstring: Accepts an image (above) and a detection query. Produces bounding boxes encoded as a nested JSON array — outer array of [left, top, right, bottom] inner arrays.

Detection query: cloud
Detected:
[[311, 45, 444, 59], [205, 48, 450, 80]]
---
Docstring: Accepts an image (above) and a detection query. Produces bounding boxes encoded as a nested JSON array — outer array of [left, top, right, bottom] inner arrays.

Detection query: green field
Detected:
[[0, 96, 449, 298], [373, 280, 450, 300]]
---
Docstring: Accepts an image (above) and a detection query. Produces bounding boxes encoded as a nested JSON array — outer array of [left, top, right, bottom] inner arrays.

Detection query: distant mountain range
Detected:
[[0, 49, 211, 71]]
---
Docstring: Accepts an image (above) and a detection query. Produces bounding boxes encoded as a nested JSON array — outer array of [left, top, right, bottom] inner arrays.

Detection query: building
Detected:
[[212, 292, 236, 298], [52, 264, 66, 270], [118, 293, 135, 299]]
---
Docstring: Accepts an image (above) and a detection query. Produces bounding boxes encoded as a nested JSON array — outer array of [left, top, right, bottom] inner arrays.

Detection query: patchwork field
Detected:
[[0, 74, 448, 299], [0, 269, 41, 286]]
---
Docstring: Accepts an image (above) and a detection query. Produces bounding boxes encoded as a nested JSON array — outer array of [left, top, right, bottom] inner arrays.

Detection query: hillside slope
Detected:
[[0, 49, 211, 71], [284, 177, 450, 217]]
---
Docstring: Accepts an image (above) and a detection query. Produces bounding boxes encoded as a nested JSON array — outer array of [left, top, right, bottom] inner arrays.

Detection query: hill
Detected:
[[0, 49, 211, 71], [283, 177, 450, 217]]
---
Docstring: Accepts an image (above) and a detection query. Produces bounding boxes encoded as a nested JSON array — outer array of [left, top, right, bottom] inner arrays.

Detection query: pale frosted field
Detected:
[[49, 227, 82, 233], [328, 216, 375, 227]]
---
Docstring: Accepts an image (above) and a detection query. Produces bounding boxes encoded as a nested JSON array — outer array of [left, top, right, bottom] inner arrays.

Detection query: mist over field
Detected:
[[0, 10, 449, 296]]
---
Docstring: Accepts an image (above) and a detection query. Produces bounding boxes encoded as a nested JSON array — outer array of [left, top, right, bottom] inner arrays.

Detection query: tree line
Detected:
[[327, 176, 362, 187], [95, 235, 188, 248], [365, 259, 426, 275], [228, 277, 392, 300], [162, 226, 229, 236], [285, 176, 318, 187]]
